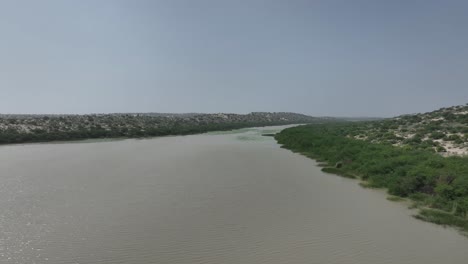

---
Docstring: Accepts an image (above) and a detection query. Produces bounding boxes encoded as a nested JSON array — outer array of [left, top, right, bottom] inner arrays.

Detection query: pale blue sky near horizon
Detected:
[[0, 0, 467, 117]]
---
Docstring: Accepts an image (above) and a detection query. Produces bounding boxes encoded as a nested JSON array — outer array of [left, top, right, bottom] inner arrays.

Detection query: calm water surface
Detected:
[[0, 125, 467, 263]]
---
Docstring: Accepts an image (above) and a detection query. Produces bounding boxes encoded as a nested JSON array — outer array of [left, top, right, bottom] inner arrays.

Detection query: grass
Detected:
[[387, 196, 405, 202], [321, 167, 356, 179], [414, 209, 468, 234], [358, 182, 381, 189]]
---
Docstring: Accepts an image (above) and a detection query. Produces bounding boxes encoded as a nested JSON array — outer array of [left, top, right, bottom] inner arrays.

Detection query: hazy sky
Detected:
[[1, 0, 467, 117]]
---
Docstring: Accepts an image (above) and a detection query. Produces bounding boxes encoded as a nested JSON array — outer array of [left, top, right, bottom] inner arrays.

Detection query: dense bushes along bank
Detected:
[[275, 124, 468, 233], [0, 121, 296, 145]]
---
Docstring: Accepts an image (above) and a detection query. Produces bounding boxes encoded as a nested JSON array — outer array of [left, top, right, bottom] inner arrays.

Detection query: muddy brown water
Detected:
[[0, 125, 467, 264]]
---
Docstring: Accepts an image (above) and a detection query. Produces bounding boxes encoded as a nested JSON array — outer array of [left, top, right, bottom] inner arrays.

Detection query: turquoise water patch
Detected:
[[205, 128, 257, 135], [235, 128, 282, 141], [206, 125, 289, 141], [236, 135, 267, 141]]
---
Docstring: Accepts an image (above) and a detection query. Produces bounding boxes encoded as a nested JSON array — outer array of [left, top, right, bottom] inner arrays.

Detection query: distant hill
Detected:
[[334, 117, 384, 122], [345, 104, 468, 156], [0, 112, 329, 144]]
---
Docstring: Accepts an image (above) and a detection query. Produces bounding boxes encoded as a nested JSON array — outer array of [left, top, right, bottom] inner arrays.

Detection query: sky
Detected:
[[0, 0, 467, 117]]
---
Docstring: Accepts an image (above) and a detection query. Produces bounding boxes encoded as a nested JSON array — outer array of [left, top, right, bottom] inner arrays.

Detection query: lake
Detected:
[[0, 125, 467, 263]]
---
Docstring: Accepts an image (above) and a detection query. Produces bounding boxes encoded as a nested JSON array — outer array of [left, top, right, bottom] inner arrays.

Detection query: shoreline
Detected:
[[0, 123, 302, 148], [288, 147, 468, 236], [275, 126, 468, 237]]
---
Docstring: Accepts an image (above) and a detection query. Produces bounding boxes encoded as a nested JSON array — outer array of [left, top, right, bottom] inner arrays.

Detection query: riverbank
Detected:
[[275, 124, 468, 235], [0, 122, 305, 147], [0, 112, 325, 145]]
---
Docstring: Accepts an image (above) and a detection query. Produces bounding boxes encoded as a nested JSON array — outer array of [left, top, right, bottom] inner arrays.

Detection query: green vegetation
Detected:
[[321, 167, 356, 179], [0, 122, 262, 144], [415, 209, 468, 234], [0, 112, 324, 145], [275, 122, 468, 233], [387, 196, 405, 202]]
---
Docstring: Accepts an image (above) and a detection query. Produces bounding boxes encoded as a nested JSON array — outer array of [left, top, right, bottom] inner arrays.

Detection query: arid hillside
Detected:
[[348, 104, 468, 156]]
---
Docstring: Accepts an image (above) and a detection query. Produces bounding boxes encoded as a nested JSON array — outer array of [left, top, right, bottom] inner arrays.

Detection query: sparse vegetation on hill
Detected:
[[347, 104, 468, 156], [0, 112, 324, 145]]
